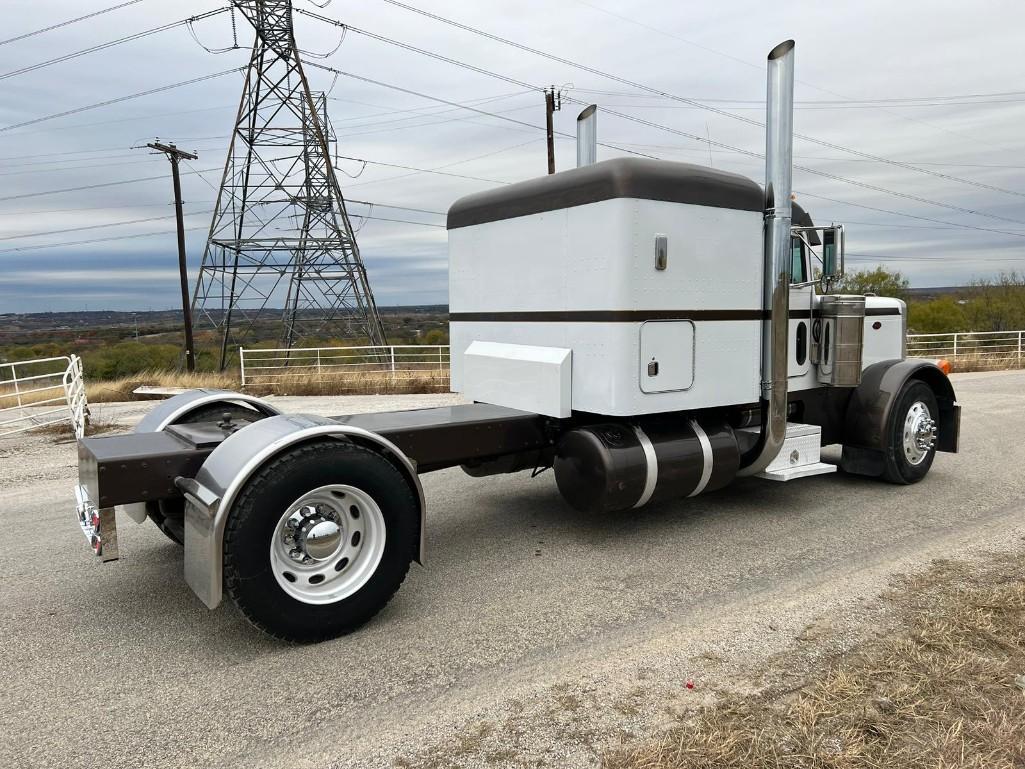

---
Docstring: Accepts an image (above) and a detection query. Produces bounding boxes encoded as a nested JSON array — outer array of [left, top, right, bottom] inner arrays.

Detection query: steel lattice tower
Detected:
[[193, 0, 386, 368]]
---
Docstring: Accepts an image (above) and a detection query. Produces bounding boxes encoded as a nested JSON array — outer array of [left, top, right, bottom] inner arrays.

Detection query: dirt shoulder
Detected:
[[391, 537, 1025, 769]]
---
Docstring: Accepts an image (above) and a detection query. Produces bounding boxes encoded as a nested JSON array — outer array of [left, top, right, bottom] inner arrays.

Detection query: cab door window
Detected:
[[790, 237, 807, 284]]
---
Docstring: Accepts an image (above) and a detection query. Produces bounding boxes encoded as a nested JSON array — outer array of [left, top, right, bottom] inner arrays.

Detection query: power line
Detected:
[[370, 0, 1025, 200], [0, 201, 214, 217], [0, 165, 221, 202], [791, 189, 1025, 240], [0, 0, 148, 48], [0, 8, 228, 82], [0, 68, 242, 134], [0, 226, 209, 254], [571, 86, 1025, 105], [298, 12, 1025, 231], [0, 209, 214, 243], [586, 103, 1025, 227], [303, 61, 656, 160], [568, 0, 1011, 152], [0, 215, 443, 255], [0, 200, 440, 244], [334, 153, 510, 184]]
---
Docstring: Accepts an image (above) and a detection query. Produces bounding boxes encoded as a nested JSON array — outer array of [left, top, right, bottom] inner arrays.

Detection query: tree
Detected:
[[833, 265, 910, 301], [907, 296, 968, 334], [963, 272, 1025, 332]]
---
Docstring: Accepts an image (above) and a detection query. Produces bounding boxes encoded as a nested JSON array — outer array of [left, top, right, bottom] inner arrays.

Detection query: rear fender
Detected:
[[841, 359, 960, 476], [178, 414, 426, 609], [123, 389, 280, 523]]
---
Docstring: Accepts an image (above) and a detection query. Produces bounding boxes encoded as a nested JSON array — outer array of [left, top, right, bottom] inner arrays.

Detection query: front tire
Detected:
[[882, 380, 939, 484], [223, 440, 418, 643]]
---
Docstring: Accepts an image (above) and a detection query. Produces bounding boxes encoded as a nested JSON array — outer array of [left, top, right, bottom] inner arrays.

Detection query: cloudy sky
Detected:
[[1, 0, 1023, 312]]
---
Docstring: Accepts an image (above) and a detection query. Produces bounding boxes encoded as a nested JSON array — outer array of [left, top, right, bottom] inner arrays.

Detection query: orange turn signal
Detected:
[[936, 359, 952, 376]]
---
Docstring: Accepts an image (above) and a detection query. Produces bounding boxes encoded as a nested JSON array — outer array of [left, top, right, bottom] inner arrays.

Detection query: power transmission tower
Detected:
[[192, 0, 387, 369], [544, 86, 562, 174], [144, 140, 199, 372]]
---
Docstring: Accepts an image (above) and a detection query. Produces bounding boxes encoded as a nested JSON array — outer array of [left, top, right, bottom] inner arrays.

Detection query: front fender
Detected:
[[179, 414, 426, 609], [841, 359, 960, 475]]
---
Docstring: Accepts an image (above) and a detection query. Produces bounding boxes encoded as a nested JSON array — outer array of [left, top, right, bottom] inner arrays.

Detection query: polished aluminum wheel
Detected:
[[901, 400, 937, 466], [269, 484, 386, 605]]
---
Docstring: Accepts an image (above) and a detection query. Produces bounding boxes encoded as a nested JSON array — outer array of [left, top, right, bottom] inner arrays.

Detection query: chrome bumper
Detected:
[[74, 483, 119, 562]]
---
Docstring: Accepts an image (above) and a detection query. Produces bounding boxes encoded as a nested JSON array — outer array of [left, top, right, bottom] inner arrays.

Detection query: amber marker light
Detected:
[[936, 359, 952, 376]]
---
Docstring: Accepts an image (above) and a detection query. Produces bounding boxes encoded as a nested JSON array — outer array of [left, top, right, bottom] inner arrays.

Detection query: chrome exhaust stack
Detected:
[[576, 104, 597, 167], [739, 39, 795, 477]]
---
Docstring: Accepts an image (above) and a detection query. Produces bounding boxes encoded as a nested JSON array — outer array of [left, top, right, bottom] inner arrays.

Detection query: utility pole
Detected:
[[145, 141, 198, 372], [544, 86, 562, 174]]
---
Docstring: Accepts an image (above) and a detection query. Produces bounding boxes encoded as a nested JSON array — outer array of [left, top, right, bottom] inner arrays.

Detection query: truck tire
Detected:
[[882, 380, 939, 484], [146, 403, 265, 545], [222, 440, 419, 643]]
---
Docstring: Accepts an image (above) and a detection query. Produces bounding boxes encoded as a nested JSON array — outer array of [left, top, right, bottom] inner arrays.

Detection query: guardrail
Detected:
[[0, 355, 89, 438], [240, 345, 450, 388], [906, 330, 1024, 366]]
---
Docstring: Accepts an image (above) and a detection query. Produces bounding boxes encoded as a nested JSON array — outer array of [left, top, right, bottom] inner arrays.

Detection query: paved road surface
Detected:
[[1, 372, 1023, 768]]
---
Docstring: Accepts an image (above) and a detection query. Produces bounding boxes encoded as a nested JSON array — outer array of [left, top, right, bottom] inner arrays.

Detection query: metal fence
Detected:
[[0, 355, 89, 438], [906, 330, 1024, 366], [240, 345, 450, 388]]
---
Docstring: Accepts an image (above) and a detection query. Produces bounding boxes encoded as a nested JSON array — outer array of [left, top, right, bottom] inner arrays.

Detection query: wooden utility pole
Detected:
[[544, 86, 562, 174], [145, 141, 198, 372]]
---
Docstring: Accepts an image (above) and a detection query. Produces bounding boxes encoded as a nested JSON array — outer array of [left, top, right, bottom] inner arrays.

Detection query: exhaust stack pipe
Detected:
[[576, 105, 597, 167], [739, 39, 795, 477]]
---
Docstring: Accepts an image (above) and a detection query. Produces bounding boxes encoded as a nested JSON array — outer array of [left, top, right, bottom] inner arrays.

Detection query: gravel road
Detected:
[[1, 372, 1023, 768]]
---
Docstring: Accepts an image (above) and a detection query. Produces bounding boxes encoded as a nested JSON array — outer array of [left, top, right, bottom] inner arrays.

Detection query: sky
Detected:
[[0, 0, 1024, 313]]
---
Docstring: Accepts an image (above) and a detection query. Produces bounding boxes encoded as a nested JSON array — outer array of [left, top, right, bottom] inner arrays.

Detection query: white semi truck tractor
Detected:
[[72, 41, 959, 642]]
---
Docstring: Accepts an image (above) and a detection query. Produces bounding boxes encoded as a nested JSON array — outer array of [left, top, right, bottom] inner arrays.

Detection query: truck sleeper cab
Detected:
[[70, 39, 959, 642]]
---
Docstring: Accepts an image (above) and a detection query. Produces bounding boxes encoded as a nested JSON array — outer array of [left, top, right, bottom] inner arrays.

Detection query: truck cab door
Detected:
[[788, 236, 813, 379]]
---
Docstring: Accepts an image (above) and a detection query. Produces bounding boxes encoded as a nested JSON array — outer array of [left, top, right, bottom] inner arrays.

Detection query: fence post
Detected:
[[239, 347, 246, 387], [317, 349, 322, 378], [390, 346, 396, 380], [438, 346, 443, 370], [1019, 331, 1023, 365], [12, 363, 22, 408], [952, 333, 958, 359]]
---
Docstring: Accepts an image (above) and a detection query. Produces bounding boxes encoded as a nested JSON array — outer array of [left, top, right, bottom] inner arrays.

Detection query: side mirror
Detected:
[[821, 225, 845, 281]]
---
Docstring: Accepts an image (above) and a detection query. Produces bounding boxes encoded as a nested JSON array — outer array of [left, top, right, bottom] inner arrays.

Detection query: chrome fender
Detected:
[[123, 389, 281, 523], [178, 414, 426, 609]]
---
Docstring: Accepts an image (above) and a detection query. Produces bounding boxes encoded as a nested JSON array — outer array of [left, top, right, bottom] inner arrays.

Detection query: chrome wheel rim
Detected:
[[269, 484, 386, 605], [902, 400, 937, 466]]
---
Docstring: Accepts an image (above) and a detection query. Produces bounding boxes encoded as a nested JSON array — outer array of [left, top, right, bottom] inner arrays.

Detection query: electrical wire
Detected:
[[368, 0, 1025, 200], [0, 69, 242, 134], [0, 8, 229, 82], [0, 0, 147, 48], [0, 166, 220, 203], [569, 0, 1013, 151], [303, 60, 657, 160], [0, 214, 443, 255], [333, 154, 509, 185], [297, 12, 1025, 229]]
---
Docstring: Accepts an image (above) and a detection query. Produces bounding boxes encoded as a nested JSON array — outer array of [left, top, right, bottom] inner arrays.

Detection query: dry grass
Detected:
[[603, 552, 1025, 769], [81, 369, 450, 402], [84, 370, 240, 402], [948, 355, 1024, 373], [28, 417, 126, 440], [249, 369, 450, 396]]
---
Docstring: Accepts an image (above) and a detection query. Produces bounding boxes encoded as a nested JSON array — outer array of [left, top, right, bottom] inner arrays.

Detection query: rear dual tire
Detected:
[[146, 404, 266, 545], [223, 440, 418, 643]]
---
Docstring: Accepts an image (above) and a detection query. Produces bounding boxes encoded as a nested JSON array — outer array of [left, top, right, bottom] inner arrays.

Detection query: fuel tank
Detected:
[[553, 416, 740, 513]]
